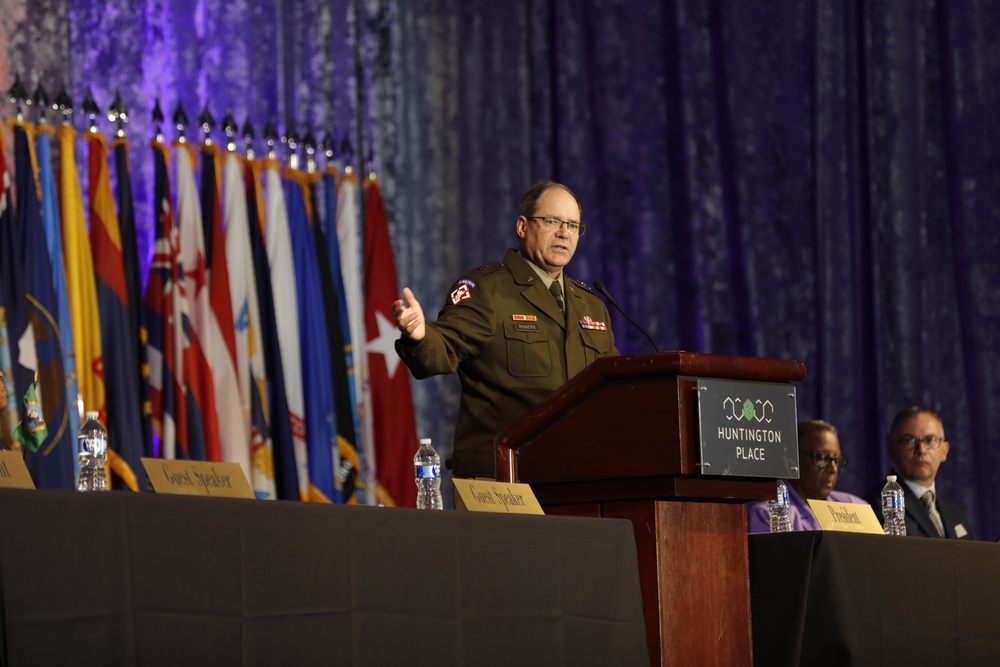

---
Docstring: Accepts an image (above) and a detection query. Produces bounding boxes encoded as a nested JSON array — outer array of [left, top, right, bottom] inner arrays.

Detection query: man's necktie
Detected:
[[921, 490, 945, 538], [549, 280, 565, 313]]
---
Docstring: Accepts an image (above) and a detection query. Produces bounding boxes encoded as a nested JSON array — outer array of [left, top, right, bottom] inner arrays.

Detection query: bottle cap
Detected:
[[86, 411, 100, 420], [887, 474, 896, 482], [419, 438, 432, 445]]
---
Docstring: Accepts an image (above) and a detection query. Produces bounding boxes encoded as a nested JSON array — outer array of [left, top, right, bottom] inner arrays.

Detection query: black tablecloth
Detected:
[[0, 490, 648, 666], [749, 531, 1000, 666]]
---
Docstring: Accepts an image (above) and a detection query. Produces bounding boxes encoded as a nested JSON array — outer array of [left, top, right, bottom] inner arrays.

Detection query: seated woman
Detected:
[[747, 420, 866, 532]]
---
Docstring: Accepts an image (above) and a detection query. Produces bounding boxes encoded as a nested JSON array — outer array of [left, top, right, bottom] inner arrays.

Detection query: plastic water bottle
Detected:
[[881, 474, 907, 536], [768, 480, 791, 532], [76, 411, 108, 492], [414, 438, 443, 510]]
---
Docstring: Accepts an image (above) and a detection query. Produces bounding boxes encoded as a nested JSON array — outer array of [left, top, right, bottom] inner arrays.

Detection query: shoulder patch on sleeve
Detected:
[[450, 284, 473, 305]]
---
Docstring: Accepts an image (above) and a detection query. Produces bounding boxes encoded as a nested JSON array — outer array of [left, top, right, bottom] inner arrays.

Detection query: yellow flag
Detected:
[[58, 126, 105, 416]]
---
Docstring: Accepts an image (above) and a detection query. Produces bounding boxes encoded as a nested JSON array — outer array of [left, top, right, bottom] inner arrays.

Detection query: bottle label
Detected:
[[415, 464, 440, 480], [78, 436, 108, 456]]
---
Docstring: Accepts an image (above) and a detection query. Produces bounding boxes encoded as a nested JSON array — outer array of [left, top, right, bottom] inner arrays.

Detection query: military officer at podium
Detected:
[[393, 180, 619, 479]]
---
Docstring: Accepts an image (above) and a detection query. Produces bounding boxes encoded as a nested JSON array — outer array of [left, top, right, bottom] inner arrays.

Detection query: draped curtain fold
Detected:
[[2, 0, 998, 537]]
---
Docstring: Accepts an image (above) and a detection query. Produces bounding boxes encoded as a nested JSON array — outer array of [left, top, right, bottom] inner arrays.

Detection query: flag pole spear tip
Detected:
[[302, 127, 317, 173], [240, 115, 255, 141], [366, 141, 376, 181], [263, 118, 278, 159], [197, 105, 215, 145], [222, 108, 238, 152], [8, 74, 27, 119], [282, 121, 300, 168], [173, 102, 189, 143], [321, 128, 335, 160], [338, 133, 355, 174], [152, 98, 164, 141], [55, 88, 73, 126], [241, 116, 255, 159], [33, 84, 49, 124], [109, 90, 128, 138], [7, 73, 24, 101], [82, 90, 100, 133]]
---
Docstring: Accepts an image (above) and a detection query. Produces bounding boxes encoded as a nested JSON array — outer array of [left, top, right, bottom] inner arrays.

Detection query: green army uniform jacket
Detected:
[[396, 248, 619, 478]]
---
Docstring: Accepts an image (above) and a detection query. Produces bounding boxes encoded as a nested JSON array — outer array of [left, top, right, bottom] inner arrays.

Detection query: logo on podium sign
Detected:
[[696, 378, 799, 479]]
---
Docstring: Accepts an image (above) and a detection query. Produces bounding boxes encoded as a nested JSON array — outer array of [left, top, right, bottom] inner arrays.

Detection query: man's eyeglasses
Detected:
[[526, 216, 587, 236], [801, 452, 849, 469], [893, 434, 945, 451]]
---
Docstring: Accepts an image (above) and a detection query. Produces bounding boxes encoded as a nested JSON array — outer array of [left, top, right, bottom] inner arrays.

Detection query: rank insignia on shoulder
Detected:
[[579, 316, 607, 331], [450, 284, 473, 305], [512, 314, 537, 321]]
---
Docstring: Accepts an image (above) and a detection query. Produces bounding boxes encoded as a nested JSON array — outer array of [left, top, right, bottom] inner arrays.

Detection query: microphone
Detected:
[[593, 280, 660, 353]]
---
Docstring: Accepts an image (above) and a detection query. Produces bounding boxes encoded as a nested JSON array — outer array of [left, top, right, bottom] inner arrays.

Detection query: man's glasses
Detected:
[[526, 216, 587, 236], [801, 452, 849, 469], [893, 434, 945, 451]]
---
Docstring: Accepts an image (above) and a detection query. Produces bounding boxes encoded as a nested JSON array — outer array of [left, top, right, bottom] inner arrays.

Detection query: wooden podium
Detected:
[[495, 351, 806, 667]]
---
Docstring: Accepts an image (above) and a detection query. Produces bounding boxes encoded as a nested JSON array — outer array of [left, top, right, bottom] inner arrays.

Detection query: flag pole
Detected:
[[108, 91, 128, 139], [7, 74, 27, 121], [264, 119, 280, 161], [173, 102, 189, 144], [283, 121, 300, 171], [241, 116, 256, 161], [81, 90, 100, 134]]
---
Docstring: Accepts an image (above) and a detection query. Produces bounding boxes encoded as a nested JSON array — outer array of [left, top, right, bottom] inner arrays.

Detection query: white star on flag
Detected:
[[368, 310, 402, 379]]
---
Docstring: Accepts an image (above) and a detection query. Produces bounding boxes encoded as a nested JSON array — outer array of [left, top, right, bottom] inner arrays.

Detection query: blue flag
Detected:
[[37, 127, 80, 473], [12, 121, 74, 488], [315, 172, 361, 503], [286, 171, 340, 503]]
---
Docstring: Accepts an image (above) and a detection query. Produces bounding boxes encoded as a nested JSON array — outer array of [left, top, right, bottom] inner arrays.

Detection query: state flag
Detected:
[[264, 158, 309, 499], [246, 158, 297, 500], [224, 150, 274, 498], [287, 167, 339, 503], [13, 120, 73, 488], [87, 131, 143, 491], [174, 141, 219, 461], [200, 144, 249, 476], [58, 125, 104, 424], [36, 126, 80, 469], [144, 139, 186, 460], [336, 167, 376, 503], [113, 137, 154, 462]]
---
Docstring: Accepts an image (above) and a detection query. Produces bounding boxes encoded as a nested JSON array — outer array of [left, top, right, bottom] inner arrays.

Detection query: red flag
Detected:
[[363, 176, 417, 508]]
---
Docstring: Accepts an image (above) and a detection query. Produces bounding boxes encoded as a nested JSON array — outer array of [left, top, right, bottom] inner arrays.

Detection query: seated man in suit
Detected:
[[747, 420, 866, 532], [864, 406, 974, 539]]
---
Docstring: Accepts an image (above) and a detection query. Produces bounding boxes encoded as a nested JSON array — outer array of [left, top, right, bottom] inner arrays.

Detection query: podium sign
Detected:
[[696, 377, 799, 478]]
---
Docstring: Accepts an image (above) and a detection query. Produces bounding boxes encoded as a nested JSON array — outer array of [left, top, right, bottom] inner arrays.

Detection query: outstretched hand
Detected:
[[392, 287, 426, 341]]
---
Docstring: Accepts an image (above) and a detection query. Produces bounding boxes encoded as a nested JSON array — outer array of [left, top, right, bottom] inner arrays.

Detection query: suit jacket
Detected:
[[864, 475, 974, 540], [396, 249, 618, 478]]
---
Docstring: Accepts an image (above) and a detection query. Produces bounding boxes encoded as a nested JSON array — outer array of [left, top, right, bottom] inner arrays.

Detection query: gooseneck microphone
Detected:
[[593, 280, 660, 353]]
